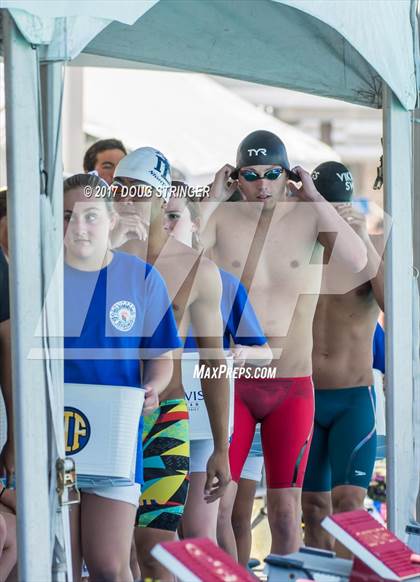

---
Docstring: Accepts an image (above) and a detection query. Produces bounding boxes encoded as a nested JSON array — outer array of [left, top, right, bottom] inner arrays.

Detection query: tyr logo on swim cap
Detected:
[[114, 147, 171, 199], [311, 161, 354, 203], [236, 130, 291, 170]]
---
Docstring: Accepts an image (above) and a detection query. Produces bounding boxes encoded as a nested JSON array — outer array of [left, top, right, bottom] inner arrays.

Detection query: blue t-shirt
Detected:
[[372, 322, 385, 374], [64, 251, 181, 483], [184, 268, 266, 349]]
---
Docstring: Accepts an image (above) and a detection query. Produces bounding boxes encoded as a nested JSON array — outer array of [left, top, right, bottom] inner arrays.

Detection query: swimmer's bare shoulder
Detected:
[[194, 254, 222, 296], [188, 255, 225, 350], [200, 201, 239, 252], [159, 236, 202, 261]]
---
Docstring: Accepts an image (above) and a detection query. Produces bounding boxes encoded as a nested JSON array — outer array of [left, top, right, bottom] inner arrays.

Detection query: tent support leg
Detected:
[[40, 62, 72, 582], [3, 11, 52, 580], [412, 104, 420, 524], [383, 84, 414, 538]]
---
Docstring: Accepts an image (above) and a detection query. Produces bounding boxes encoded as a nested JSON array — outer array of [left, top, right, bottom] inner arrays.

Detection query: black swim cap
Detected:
[[236, 130, 291, 170], [311, 161, 354, 203]]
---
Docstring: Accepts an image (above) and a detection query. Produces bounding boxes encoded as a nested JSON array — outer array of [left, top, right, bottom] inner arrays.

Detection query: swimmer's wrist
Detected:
[[213, 442, 229, 453], [310, 190, 327, 204]]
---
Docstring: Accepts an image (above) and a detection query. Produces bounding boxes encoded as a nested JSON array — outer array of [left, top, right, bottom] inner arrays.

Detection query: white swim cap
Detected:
[[114, 147, 171, 199]]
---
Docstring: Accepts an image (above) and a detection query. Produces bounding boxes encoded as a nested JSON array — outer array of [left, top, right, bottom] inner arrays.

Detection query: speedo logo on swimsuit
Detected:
[[64, 407, 91, 454], [354, 470, 366, 476]]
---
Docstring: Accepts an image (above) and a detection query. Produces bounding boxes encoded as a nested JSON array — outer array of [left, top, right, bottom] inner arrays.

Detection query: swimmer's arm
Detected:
[[191, 263, 231, 500], [195, 336, 230, 452], [290, 166, 367, 272], [200, 164, 241, 251], [316, 206, 367, 273], [142, 352, 174, 395], [199, 211, 217, 255], [368, 235, 385, 312], [199, 197, 218, 231], [190, 262, 230, 451], [232, 342, 273, 367]]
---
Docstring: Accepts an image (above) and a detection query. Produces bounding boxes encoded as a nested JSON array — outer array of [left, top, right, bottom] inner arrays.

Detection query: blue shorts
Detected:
[[303, 387, 376, 491]]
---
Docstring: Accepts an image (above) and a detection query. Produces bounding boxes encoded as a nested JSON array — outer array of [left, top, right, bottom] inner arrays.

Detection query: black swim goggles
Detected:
[[239, 168, 285, 182], [230, 167, 301, 183]]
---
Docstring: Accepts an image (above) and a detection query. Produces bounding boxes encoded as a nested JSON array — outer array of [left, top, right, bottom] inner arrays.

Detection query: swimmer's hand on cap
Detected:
[[143, 384, 159, 416], [208, 164, 243, 202], [204, 449, 231, 503], [335, 204, 369, 242], [111, 212, 149, 248], [288, 166, 323, 203]]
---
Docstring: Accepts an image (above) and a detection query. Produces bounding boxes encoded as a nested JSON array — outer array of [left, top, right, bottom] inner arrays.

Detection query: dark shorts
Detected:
[[303, 386, 376, 492]]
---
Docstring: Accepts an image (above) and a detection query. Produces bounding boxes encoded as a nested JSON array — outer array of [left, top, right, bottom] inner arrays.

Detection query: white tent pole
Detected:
[[41, 62, 64, 203], [3, 11, 52, 579], [413, 106, 420, 522], [62, 67, 84, 175], [383, 84, 414, 538], [40, 61, 71, 582], [41, 60, 77, 581], [413, 5, 420, 525]]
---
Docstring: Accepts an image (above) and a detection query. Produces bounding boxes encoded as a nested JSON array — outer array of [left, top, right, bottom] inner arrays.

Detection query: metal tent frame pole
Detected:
[[40, 61, 73, 581], [413, 4, 420, 525], [3, 11, 52, 580], [383, 84, 414, 538], [413, 102, 420, 522]]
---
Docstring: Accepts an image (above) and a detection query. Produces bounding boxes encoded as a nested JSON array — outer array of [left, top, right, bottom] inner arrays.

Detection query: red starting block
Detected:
[[322, 509, 420, 581], [151, 537, 258, 581]]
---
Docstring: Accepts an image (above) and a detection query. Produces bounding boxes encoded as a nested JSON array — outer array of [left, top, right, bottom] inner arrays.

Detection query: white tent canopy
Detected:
[[0, 1, 419, 579], [2, 0, 417, 109], [83, 68, 339, 182]]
